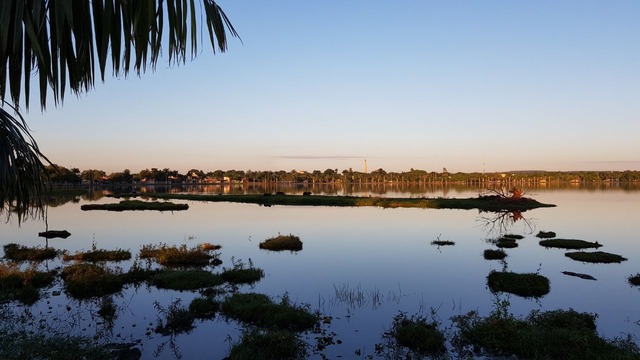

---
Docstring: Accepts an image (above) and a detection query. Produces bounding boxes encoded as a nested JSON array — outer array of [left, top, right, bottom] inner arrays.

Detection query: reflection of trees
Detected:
[[477, 210, 534, 236]]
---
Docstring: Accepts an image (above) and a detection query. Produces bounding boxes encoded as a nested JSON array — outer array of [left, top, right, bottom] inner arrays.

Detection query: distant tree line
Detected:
[[45, 165, 640, 186]]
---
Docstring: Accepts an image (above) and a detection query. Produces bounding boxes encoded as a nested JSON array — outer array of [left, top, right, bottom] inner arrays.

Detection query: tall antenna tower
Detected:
[[364, 159, 367, 174]]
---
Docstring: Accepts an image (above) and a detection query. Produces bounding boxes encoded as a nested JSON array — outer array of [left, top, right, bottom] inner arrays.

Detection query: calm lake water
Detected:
[[2, 185, 639, 359]]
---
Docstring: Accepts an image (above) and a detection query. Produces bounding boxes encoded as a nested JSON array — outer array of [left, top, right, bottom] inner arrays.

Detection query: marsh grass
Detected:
[[382, 312, 446, 357], [484, 249, 507, 260], [154, 299, 194, 335], [259, 234, 303, 252], [536, 230, 556, 238], [228, 328, 307, 360], [63, 249, 131, 262], [0, 330, 112, 360], [452, 308, 640, 359], [487, 271, 550, 298], [220, 265, 265, 285], [3, 243, 58, 261], [503, 234, 525, 240], [539, 239, 602, 250], [565, 251, 627, 264], [221, 293, 318, 332], [61, 263, 125, 299], [97, 297, 117, 322], [496, 239, 518, 248], [198, 242, 222, 251], [188, 297, 219, 319], [0, 263, 55, 304], [140, 243, 213, 266], [431, 240, 455, 246], [151, 269, 223, 291], [80, 200, 188, 211]]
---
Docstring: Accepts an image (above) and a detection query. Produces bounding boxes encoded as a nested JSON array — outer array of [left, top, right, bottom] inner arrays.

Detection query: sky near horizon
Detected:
[[23, 1, 640, 174]]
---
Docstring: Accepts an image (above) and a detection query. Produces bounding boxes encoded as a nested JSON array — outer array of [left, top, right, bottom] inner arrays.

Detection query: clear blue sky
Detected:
[[26, 1, 640, 174]]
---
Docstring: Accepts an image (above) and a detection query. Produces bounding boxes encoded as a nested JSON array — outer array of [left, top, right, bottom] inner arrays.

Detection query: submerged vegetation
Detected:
[[259, 234, 303, 252], [229, 329, 308, 360], [382, 312, 446, 357], [150, 193, 555, 212], [539, 239, 602, 249], [80, 200, 188, 211], [565, 251, 628, 264], [487, 271, 550, 298]]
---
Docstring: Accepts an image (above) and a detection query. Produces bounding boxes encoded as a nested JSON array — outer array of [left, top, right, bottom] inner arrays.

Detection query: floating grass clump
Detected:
[[150, 193, 556, 212], [565, 251, 627, 264], [38, 230, 71, 239], [539, 239, 602, 250], [0, 263, 55, 304], [140, 244, 213, 266], [484, 249, 507, 260], [221, 293, 318, 332], [189, 297, 220, 319], [63, 249, 131, 262], [259, 234, 303, 252], [452, 309, 640, 359], [228, 329, 307, 360], [3, 243, 58, 261], [385, 312, 446, 356], [536, 230, 556, 238], [198, 242, 221, 251], [151, 269, 223, 291], [628, 274, 640, 286], [61, 263, 125, 299], [503, 234, 524, 240], [220, 267, 265, 285], [496, 239, 518, 248], [80, 200, 188, 211], [431, 240, 455, 246], [487, 271, 550, 298]]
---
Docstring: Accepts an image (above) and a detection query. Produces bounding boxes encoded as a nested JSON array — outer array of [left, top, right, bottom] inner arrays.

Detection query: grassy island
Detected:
[[148, 193, 554, 212], [80, 200, 188, 211]]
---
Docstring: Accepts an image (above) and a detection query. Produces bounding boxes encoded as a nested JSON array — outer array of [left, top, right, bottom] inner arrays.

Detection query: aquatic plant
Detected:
[[383, 312, 446, 357], [259, 234, 303, 252], [487, 271, 550, 298], [496, 239, 518, 248], [198, 242, 222, 251], [140, 243, 213, 266], [221, 293, 318, 332], [228, 328, 307, 360], [452, 308, 640, 359], [220, 259, 265, 285], [154, 299, 194, 335], [536, 230, 556, 238], [80, 200, 188, 211], [0, 263, 55, 304], [565, 251, 627, 264], [502, 234, 524, 240], [61, 263, 124, 299], [628, 274, 640, 286], [151, 269, 223, 291], [539, 239, 602, 250], [3, 243, 58, 261], [188, 297, 219, 319], [483, 249, 507, 260], [63, 249, 131, 262]]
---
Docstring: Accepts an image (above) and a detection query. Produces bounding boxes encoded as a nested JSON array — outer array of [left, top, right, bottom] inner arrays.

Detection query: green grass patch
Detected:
[[221, 293, 318, 332], [154, 300, 194, 335], [80, 200, 188, 211], [431, 240, 455, 246], [484, 249, 507, 260], [628, 274, 640, 286], [259, 234, 303, 252], [0, 263, 55, 304], [452, 309, 640, 359], [228, 329, 307, 360], [386, 312, 446, 356], [565, 251, 627, 264], [0, 330, 114, 360], [61, 263, 125, 299], [3, 243, 58, 261], [221, 267, 265, 285], [149, 193, 556, 212], [62, 249, 131, 262], [540, 239, 602, 249], [487, 271, 550, 298], [151, 269, 223, 290], [140, 243, 213, 266], [536, 230, 556, 238]]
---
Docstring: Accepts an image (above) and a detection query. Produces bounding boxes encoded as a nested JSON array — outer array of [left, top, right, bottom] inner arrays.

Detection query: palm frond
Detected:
[[0, 0, 240, 111], [0, 102, 51, 222]]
